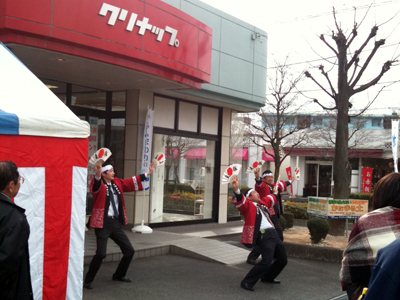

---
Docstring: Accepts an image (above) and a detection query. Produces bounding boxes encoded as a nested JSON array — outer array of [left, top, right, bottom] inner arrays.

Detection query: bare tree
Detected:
[[305, 6, 398, 199], [313, 113, 370, 150], [246, 57, 312, 181]]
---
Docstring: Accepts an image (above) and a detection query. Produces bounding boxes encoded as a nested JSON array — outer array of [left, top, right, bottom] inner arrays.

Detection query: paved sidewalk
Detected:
[[84, 219, 344, 265], [84, 220, 250, 266]]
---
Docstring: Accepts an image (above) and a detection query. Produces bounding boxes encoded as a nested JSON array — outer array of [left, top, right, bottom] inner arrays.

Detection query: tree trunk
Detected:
[[333, 94, 350, 199], [274, 163, 280, 182], [274, 154, 281, 182], [330, 35, 349, 235]]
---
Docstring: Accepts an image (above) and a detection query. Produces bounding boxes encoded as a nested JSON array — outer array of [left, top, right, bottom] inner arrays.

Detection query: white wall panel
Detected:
[[178, 102, 198, 132], [154, 96, 175, 129], [201, 106, 218, 135]]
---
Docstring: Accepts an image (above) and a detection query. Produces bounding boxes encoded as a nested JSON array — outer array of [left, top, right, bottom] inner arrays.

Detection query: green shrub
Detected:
[[349, 192, 373, 201], [284, 205, 309, 220], [307, 217, 330, 244], [282, 212, 294, 229], [279, 215, 287, 230]]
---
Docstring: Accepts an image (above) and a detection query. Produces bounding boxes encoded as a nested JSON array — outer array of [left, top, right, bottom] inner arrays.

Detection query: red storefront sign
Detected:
[[0, 0, 212, 87], [361, 167, 373, 194]]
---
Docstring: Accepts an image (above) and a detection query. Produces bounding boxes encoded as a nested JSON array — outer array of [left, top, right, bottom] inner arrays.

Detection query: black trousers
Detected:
[[247, 214, 283, 261], [242, 228, 287, 287], [85, 217, 135, 283]]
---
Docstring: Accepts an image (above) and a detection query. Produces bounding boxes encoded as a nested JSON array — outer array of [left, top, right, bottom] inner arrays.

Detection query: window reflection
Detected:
[[149, 134, 215, 223]]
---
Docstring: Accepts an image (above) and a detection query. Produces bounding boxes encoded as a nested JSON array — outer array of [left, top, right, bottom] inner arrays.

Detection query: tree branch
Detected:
[[347, 25, 378, 71], [312, 99, 337, 111], [353, 60, 392, 94], [318, 65, 337, 97], [348, 57, 359, 84], [304, 71, 335, 99], [320, 34, 338, 55], [350, 35, 383, 88]]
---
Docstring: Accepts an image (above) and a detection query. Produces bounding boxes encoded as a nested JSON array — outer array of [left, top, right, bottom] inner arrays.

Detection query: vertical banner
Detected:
[[392, 120, 399, 173], [361, 167, 373, 194], [141, 108, 154, 190], [285, 167, 293, 197]]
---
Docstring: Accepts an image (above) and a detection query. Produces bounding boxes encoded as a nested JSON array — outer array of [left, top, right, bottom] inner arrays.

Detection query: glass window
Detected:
[[112, 91, 126, 111], [228, 113, 247, 218], [73, 85, 106, 110], [149, 134, 215, 223], [313, 117, 323, 126], [371, 118, 382, 127], [110, 119, 125, 177]]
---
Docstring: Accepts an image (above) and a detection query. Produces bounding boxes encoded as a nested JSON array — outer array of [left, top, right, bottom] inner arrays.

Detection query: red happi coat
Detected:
[[255, 180, 288, 216], [232, 192, 276, 246], [89, 176, 143, 228]]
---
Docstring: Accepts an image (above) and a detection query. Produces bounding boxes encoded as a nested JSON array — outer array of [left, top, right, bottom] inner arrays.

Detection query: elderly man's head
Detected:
[[243, 188, 261, 203], [0, 161, 21, 199]]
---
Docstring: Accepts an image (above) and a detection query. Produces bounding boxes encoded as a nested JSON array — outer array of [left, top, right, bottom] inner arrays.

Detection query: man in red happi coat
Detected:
[[231, 175, 287, 291], [247, 169, 293, 264], [84, 162, 154, 289]]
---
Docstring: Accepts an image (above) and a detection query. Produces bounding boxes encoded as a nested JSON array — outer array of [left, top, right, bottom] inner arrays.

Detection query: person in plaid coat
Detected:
[[340, 172, 400, 300]]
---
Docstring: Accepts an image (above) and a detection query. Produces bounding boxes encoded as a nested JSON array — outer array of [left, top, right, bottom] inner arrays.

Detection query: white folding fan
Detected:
[[221, 164, 242, 184], [295, 167, 300, 180], [246, 160, 265, 173], [89, 148, 112, 165], [153, 152, 166, 166]]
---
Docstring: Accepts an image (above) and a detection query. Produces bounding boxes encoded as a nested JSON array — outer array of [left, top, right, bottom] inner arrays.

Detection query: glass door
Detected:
[[318, 165, 332, 197]]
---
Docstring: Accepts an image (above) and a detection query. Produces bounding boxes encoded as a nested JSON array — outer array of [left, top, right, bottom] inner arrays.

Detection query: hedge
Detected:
[[307, 217, 330, 244], [284, 203, 309, 220]]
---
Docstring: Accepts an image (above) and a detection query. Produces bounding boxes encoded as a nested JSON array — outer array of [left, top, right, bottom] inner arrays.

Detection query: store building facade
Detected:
[[1, 0, 267, 226]]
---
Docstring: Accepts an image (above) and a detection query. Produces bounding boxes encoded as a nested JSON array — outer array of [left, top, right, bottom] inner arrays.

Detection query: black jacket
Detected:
[[0, 193, 33, 300]]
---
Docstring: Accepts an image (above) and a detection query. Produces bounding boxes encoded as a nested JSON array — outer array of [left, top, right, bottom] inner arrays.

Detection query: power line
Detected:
[[265, 79, 400, 96], [267, 42, 400, 70], [276, 0, 400, 24]]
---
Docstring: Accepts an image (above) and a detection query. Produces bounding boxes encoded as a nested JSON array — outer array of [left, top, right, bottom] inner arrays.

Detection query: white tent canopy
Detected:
[[0, 42, 89, 138]]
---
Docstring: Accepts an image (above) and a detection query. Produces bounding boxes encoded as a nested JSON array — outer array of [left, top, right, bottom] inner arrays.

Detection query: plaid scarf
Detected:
[[340, 206, 400, 300]]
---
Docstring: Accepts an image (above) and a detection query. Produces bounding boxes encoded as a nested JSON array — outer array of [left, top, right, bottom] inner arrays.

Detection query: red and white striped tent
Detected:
[[0, 43, 90, 299]]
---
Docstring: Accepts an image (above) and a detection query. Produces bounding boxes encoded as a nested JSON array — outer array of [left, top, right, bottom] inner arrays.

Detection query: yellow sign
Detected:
[[308, 197, 368, 219]]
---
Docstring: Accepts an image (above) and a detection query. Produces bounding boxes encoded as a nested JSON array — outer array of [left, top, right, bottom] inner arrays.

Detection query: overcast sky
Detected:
[[199, 0, 400, 115]]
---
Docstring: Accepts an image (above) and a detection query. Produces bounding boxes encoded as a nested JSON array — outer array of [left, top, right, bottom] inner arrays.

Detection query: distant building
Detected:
[[241, 113, 398, 197]]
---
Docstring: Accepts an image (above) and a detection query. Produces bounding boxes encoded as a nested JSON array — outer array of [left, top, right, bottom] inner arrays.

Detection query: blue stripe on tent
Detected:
[[0, 110, 19, 135]]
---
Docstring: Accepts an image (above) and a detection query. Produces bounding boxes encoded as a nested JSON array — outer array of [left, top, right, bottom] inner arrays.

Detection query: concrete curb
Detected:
[[284, 242, 343, 263]]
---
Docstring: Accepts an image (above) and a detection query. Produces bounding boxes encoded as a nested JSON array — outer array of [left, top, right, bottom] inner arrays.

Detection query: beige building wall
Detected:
[[218, 107, 232, 224], [124, 89, 154, 226]]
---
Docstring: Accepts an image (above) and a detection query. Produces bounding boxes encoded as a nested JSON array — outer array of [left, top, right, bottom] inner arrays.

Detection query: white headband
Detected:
[[261, 172, 273, 178], [101, 165, 113, 173], [246, 189, 254, 198]]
